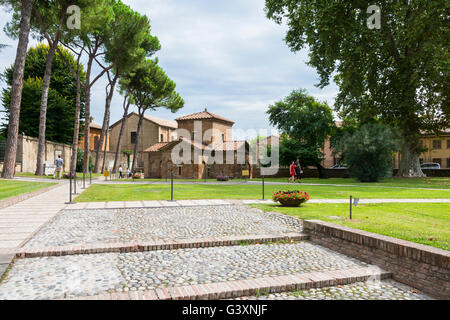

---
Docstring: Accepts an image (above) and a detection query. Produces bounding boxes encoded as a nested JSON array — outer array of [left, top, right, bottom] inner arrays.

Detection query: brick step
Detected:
[[14, 233, 309, 259], [66, 266, 392, 300]]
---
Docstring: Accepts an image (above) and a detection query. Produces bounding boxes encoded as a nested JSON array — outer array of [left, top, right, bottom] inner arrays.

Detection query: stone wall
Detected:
[[303, 220, 450, 299]]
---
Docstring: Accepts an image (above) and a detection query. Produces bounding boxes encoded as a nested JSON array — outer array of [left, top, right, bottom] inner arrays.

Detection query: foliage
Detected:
[[1, 44, 85, 143], [76, 148, 93, 172], [267, 89, 336, 176], [265, 0, 449, 175], [335, 123, 401, 182]]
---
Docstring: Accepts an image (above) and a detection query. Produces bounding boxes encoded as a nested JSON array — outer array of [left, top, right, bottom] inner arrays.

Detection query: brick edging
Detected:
[[14, 233, 309, 259], [303, 220, 450, 299], [64, 267, 392, 300], [0, 182, 62, 210]]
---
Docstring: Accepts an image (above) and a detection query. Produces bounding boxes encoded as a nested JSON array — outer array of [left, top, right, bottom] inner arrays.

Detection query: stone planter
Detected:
[[278, 198, 306, 207]]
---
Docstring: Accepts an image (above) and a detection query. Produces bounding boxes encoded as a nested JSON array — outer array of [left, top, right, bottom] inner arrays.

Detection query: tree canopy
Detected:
[[265, 0, 449, 177], [1, 44, 85, 143], [267, 89, 336, 177]]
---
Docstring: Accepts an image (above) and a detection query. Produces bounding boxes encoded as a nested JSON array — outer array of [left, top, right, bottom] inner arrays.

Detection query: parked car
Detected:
[[331, 164, 347, 169], [421, 163, 441, 169]]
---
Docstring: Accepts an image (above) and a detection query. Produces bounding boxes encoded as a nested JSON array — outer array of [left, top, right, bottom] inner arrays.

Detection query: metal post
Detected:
[[82, 170, 86, 189], [73, 171, 77, 195], [350, 195, 353, 220], [170, 169, 174, 202], [89, 169, 92, 185], [261, 174, 265, 200], [66, 170, 73, 204]]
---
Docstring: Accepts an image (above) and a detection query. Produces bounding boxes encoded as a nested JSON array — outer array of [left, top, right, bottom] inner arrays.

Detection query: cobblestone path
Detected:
[[0, 205, 432, 300]]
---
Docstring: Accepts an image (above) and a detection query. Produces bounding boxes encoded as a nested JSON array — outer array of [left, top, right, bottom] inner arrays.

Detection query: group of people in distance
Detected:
[[289, 158, 303, 183], [118, 165, 132, 179]]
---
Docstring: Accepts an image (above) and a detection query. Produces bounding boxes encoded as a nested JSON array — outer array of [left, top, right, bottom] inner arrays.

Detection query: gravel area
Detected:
[[234, 279, 432, 300], [0, 242, 367, 299], [23, 205, 302, 248]]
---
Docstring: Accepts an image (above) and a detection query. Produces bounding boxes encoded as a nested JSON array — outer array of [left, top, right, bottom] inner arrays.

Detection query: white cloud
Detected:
[[0, 0, 339, 139]]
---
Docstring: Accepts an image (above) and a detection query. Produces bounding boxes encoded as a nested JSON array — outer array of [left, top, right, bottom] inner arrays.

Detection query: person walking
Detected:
[[53, 155, 63, 180], [119, 165, 123, 179], [295, 158, 302, 183], [289, 161, 296, 183]]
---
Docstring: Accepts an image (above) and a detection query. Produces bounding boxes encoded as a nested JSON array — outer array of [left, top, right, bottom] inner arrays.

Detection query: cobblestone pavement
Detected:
[[0, 242, 369, 300], [23, 206, 302, 248], [234, 279, 432, 300]]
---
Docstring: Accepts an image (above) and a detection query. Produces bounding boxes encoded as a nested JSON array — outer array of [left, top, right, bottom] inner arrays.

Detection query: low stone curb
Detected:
[[64, 267, 392, 300], [13, 233, 309, 259], [0, 183, 62, 210]]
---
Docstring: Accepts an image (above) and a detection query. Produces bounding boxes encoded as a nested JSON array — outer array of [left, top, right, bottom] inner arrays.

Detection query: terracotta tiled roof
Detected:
[[175, 109, 234, 124], [144, 142, 170, 152], [89, 123, 103, 130], [144, 115, 178, 129]]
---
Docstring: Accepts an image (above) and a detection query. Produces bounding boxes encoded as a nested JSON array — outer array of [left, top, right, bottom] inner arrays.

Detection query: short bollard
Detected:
[[73, 171, 77, 195], [82, 170, 86, 189], [261, 174, 265, 200], [66, 171, 73, 204], [350, 195, 353, 220], [89, 169, 92, 185], [169, 169, 175, 202]]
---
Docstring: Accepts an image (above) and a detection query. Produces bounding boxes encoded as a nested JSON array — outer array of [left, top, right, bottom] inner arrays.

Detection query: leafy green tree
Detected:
[[336, 123, 401, 182], [265, 0, 449, 177], [125, 59, 184, 171], [93, 1, 160, 173], [267, 89, 336, 178], [1, 44, 85, 144], [0, 0, 33, 178]]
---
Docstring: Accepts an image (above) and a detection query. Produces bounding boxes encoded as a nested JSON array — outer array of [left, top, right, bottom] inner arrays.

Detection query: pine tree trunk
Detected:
[[93, 75, 117, 173], [131, 109, 145, 172], [70, 68, 82, 172], [396, 140, 426, 177], [112, 97, 130, 173], [101, 117, 110, 173], [1, 0, 32, 179], [35, 38, 59, 175], [83, 58, 93, 174]]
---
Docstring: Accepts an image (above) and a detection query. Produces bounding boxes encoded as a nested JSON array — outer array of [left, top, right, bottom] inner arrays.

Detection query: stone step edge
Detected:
[[65, 267, 392, 300], [13, 233, 309, 259]]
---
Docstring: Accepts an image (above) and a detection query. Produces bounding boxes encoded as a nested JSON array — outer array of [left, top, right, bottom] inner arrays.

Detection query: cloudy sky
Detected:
[[0, 0, 339, 139]]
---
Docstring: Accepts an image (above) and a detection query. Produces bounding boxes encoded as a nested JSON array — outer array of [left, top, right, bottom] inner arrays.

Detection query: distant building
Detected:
[[143, 109, 252, 179], [78, 117, 110, 152], [109, 112, 177, 170]]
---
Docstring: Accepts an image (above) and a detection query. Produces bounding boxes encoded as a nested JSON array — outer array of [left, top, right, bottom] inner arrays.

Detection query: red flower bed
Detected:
[[272, 190, 310, 207]]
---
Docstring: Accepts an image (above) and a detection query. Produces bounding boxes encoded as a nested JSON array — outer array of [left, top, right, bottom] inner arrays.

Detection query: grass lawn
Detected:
[[252, 203, 450, 250], [74, 183, 450, 203], [0, 179, 56, 201], [15, 172, 104, 179], [110, 177, 450, 189], [253, 177, 450, 189]]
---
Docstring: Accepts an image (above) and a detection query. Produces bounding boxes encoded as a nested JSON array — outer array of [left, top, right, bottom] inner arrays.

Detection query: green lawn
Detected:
[[252, 203, 450, 250], [74, 183, 450, 203], [110, 177, 450, 189], [15, 172, 104, 179], [254, 177, 450, 189], [0, 179, 56, 201]]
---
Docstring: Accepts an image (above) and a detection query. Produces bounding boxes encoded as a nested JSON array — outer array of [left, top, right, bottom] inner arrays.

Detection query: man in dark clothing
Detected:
[[295, 159, 302, 183]]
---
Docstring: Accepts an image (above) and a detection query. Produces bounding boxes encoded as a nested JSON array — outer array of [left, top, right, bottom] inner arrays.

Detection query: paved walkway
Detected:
[[0, 180, 435, 300]]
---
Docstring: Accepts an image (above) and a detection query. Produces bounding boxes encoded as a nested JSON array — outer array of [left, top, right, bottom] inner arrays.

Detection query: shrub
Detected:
[[336, 123, 401, 182], [216, 175, 230, 181]]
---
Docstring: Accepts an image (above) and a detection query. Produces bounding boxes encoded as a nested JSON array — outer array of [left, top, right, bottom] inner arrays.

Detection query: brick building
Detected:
[[143, 110, 252, 179]]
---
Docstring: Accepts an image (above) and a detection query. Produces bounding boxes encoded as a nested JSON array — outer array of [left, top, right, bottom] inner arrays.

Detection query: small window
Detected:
[[447, 158, 450, 168], [160, 134, 164, 142], [131, 132, 137, 144], [178, 166, 182, 176], [432, 140, 442, 149]]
